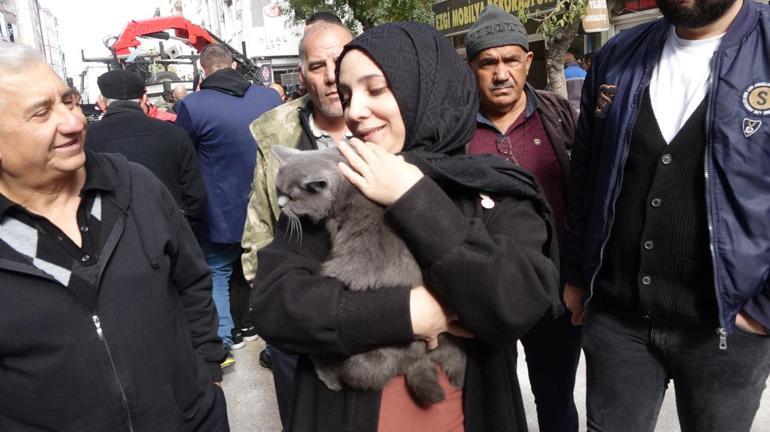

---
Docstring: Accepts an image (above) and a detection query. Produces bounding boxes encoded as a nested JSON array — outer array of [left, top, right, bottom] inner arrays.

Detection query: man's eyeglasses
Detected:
[[495, 136, 518, 165]]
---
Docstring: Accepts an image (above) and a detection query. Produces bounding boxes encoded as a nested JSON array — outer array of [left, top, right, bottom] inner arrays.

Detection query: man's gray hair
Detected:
[[298, 22, 352, 68], [0, 42, 45, 72], [0, 43, 46, 109]]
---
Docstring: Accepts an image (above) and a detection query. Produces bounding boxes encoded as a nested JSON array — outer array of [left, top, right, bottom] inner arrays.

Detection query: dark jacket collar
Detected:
[[200, 68, 250, 97], [708, 0, 756, 49], [0, 150, 118, 218], [102, 100, 144, 119]]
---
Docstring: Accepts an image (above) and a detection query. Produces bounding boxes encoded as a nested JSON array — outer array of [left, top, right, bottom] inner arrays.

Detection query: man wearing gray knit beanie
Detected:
[[465, 5, 582, 432]]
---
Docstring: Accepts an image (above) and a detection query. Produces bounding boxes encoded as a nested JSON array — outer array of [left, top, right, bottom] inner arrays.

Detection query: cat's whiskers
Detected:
[[286, 213, 303, 246]]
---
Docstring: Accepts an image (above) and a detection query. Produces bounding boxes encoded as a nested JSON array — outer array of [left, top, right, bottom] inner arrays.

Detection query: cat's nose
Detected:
[[278, 195, 289, 208]]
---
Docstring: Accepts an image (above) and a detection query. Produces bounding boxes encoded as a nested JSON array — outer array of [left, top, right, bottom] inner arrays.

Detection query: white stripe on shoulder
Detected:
[[32, 258, 72, 286], [0, 217, 38, 257], [90, 194, 102, 221]]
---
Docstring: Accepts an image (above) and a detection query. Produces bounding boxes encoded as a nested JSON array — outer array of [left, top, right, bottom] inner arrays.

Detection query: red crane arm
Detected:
[[111, 16, 216, 55]]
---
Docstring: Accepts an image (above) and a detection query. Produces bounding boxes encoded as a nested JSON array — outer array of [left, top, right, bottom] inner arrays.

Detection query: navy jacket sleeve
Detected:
[[562, 60, 600, 289], [386, 178, 557, 347], [175, 101, 199, 149], [174, 131, 208, 227]]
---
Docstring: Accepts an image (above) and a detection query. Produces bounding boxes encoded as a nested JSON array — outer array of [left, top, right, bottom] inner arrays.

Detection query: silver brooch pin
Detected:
[[480, 193, 495, 209], [533, 138, 542, 146]]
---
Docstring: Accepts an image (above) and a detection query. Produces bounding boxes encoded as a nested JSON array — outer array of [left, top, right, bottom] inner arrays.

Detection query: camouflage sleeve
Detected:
[[241, 127, 279, 282]]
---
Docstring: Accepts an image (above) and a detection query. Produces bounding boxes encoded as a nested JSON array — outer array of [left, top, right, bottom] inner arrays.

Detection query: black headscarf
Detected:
[[336, 22, 551, 215]]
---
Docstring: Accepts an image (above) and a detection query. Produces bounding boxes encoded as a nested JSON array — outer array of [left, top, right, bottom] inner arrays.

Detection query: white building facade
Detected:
[[167, 0, 302, 84], [1, 0, 66, 79]]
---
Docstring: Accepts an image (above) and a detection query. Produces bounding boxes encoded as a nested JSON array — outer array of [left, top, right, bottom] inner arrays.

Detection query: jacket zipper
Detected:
[[587, 68, 652, 304], [704, 51, 728, 350], [93, 314, 135, 431]]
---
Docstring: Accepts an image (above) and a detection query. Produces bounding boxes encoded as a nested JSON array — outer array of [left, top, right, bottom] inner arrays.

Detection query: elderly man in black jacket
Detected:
[[0, 43, 227, 431], [464, 6, 581, 432], [86, 69, 207, 228]]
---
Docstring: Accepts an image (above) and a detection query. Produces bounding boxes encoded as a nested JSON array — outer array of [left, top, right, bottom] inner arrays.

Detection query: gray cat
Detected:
[[273, 145, 467, 406]]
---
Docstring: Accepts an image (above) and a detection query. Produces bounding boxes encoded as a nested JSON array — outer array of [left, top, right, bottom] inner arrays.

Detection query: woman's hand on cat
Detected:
[[337, 138, 424, 206], [410, 286, 473, 349]]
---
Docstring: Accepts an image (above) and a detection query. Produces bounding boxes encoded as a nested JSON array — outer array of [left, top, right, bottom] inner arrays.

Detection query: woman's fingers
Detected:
[[338, 139, 370, 177], [425, 337, 439, 351], [337, 162, 367, 191]]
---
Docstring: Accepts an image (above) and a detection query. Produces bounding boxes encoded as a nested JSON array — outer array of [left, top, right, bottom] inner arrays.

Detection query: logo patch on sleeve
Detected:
[[594, 84, 617, 119], [742, 83, 770, 116]]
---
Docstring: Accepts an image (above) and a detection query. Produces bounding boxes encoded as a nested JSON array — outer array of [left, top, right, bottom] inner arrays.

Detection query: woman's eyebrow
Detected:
[[357, 73, 386, 84]]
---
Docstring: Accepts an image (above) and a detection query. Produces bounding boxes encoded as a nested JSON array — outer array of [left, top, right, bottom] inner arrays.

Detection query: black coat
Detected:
[[0, 152, 224, 431], [86, 101, 207, 227], [254, 177, 559, 431]]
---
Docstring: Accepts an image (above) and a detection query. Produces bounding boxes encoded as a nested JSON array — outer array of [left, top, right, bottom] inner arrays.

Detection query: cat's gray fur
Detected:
[[273, 146, 466, 405]]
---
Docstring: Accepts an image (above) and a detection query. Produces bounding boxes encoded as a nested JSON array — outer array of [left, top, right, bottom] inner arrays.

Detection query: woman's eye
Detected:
[[369, 87, 387, 96]]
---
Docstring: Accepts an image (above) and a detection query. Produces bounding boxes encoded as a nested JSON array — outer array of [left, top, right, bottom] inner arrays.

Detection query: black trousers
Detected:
[[229, 258, 253, 330], [196, 385, 230, 432], [520, 311, 583, 432]]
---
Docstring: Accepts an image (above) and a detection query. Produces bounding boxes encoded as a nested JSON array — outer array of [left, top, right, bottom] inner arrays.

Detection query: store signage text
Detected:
[[433, 0, 557, 34]]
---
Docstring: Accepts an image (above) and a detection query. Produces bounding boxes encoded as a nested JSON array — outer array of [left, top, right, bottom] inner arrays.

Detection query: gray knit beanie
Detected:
[[465, 5, 529, 61]]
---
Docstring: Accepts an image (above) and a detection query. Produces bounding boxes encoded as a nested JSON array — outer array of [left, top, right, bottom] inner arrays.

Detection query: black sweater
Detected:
[[594, 89, 717, 324], [254, 176, 559, 431]]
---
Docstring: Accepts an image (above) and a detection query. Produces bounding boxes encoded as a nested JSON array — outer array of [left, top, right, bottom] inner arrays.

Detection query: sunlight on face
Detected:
[[0, 62, 86, 184], [338, 50, 406, 154]]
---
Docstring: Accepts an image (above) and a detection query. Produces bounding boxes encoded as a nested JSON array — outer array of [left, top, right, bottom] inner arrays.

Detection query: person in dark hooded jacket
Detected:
[[253, 22, 560, 432], [176, 44, 281, 353]]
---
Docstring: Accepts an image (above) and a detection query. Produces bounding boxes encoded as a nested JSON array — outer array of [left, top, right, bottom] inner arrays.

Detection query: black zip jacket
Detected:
[[86, 101, 208, 228], [0, 152, 225, 431], [254, 177, 559, 431]]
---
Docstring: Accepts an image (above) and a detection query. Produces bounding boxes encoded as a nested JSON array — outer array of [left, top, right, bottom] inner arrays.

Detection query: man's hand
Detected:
[[736, 310, 769, 335], [563, 283, 587, 326], [337, 139, 424, 206]]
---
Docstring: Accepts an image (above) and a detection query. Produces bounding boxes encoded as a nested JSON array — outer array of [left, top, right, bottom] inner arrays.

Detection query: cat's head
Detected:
[[273, 146, 349, 223]]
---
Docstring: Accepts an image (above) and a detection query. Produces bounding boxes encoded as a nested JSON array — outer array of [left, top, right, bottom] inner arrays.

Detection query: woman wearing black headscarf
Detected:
[[253, 22, 560, 431]]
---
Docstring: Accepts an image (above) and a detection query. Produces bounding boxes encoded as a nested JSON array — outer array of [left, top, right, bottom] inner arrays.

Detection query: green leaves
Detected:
[[518, 0, 588, 39], [280, 0, 435, 30]]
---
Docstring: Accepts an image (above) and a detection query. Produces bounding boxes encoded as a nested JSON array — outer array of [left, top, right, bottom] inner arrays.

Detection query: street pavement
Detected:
[[222, 338, 770, 432]]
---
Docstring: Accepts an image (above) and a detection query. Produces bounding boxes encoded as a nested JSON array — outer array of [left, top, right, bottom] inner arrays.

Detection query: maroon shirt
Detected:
[[467, 93, 566, 241]]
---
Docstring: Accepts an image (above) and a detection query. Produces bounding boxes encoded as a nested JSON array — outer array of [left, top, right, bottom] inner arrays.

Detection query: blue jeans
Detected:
[[200, 240, 241, 348], [583, 308, 770, 432]]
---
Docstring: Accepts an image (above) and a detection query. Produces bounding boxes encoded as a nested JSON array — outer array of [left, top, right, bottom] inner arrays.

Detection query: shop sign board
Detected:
[[433, 0, 557, 34], [622, 0, 658, 11], [582, 0, 610, 33]]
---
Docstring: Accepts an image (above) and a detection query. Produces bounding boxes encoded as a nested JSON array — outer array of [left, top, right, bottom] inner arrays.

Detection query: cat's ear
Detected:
[[273, 146, 302, 165]]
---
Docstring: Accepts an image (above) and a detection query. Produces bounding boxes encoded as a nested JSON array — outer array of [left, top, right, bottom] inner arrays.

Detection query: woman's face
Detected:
[[338, 49, 406, 154]]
